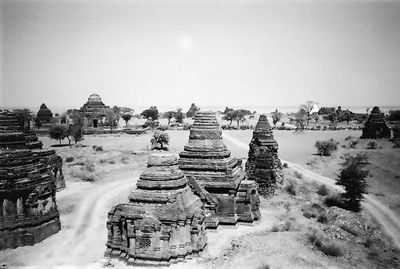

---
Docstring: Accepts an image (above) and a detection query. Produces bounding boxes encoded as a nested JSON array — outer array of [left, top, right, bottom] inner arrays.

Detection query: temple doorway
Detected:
[[93, 119, 98, 128]]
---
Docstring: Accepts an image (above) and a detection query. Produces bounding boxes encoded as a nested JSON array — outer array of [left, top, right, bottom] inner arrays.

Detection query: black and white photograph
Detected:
[[1, 0, 400, 268]]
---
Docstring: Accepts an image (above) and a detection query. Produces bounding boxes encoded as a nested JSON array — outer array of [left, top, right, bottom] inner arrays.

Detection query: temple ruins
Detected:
[[36, 103, 53, 123], [246, 114, 283, 196], [80, 93, 110, 128], [178, 111, 260, 228], [106, 154, 207, 265], [361, 106, 391, 139], [0, 112, 61, 249]]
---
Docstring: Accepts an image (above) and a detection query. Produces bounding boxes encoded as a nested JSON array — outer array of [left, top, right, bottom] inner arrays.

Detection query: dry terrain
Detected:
[[0, 130, 399, 268]]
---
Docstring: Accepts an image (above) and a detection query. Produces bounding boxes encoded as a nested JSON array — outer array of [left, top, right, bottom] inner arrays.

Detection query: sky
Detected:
[[1, 0, 400, 113]]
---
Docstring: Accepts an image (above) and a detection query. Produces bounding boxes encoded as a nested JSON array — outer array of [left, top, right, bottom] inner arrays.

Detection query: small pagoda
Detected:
[[178, 111, 260, 228], [36, 103, 53, 123], [0, 112, 61, 249], [245, 114, 283, 196], [106, 154, 207, 265], [80, 93, 110, 128], [361, 106, 391, 139]]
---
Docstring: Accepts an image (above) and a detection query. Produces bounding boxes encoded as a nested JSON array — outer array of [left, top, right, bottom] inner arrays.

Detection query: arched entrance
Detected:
[[93, 119, 98, 128]]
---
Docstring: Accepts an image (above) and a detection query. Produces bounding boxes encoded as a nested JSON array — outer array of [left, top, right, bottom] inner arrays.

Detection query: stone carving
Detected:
[[80, 93, 110, 128], [245, 114, 283, 196], [178, 111, 260, 228], [106, 154, 207, 265], [361, 106, 391, 139], [36, 103, 53, 123], [0, 112, 61, 250]]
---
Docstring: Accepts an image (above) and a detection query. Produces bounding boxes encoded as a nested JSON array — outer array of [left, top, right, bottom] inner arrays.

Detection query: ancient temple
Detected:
[[36, 103, 53, 123], [178, 111, 260, 228], [245, 115, 283, 196], [106, 154, 207, 265], [361, 106, 391, 139], [80, 93, 109, 128], [0, 112, 61, 249], [0, 112, 65, 190]]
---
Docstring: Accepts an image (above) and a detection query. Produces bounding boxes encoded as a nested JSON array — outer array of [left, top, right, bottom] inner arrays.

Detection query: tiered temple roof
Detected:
[[80, 93, 109, 115], [0, 112, 61, 249], [361, 106, 391, 139], [245, 115, 283, 196], [106, 154, 207, 265], [36, 103, 53, 123], [178, 111, 260, 228]]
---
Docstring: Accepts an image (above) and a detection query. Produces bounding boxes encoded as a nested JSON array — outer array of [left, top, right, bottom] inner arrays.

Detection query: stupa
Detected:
[[0, 112, 61, 250], [361, 106, 391, 139], [245, 115, 283, 196], [0, 112, 65, 190], [36, 103, 53, 123], [106, 154, 207, 265], [178, 111, 260, 228], [80, 93, 109, 128]]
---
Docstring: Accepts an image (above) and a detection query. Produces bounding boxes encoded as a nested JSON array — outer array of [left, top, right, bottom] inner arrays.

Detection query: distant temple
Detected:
[[361, 106, 391, 139], [36, 103, 53, 123], [80, 93, 109, 128]]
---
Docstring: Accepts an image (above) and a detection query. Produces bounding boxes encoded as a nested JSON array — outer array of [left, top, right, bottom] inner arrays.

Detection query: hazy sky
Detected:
[[1, 0, 400, 112]]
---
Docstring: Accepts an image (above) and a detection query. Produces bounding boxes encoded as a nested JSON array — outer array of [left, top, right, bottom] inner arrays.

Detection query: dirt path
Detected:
[[222, 132, 400, 249]]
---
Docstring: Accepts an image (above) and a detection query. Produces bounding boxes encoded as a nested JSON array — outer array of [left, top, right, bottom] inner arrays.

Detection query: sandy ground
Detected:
[[1, 130, 399, 268]]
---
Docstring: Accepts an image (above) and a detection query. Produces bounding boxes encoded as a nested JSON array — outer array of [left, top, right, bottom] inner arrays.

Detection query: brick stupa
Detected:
[[361, 106, 391, 139], [178, 111, 260, 228], [245, 114, 283, 196], [106, 154, 207, 265], [36, 103, 53, 123], [0, 112, 61, 249], [0, 112, 65, 190]]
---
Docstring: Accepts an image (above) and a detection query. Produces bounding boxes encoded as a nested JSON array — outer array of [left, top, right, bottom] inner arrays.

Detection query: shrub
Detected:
[[308, 230, 323, 248], [392, 125, 400, 139], [366, 141, 377, 149], [92, 145, 103, 151], [150, 130, 170, 150], [320, 243, 343, 256], [49, 124, 68, 145], [294, 171, 303, 179], [315, 139, 339, 156], [285, 181, 297, 196], [336, 153, 369, 212], [283, 163, 288, 168], [65, 157, 74, 162], [349, 139, 358, 149], [302, 203, 325, 219], [316, 184, 329, 196], [324, 193, 345, 208], [317, 213, 328, 224]]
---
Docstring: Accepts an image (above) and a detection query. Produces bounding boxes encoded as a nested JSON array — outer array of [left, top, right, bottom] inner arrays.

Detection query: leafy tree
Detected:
[[300, 101, 316, 126], [270, 109, 283, 126], [105, 108, 119, 130], [328, 112, 338, 125], [121, 114, 132, 130], [222, 111, 235, 125], [336, 153, 369, 212], [34, 117, 42, 130], [141, 106, 159, 120], [14, 109, 32, 132], [69, 124, 84, 143], [175, 108, 184, 123], [49, 124, 68, 145], [186, 103, 200, 118], [292, 108, 307, 132], [150, 130, 169, 150], [338, 110, 352, 125], [222, 109, 251, 127], [163, 111, 176, 125], [223, 106, 234, 114], [318, 107, 335, 115], [388, 110, 400, 121]]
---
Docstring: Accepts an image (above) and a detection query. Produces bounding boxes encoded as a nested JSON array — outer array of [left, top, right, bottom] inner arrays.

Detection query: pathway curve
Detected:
[[222, 132, 400, 248]]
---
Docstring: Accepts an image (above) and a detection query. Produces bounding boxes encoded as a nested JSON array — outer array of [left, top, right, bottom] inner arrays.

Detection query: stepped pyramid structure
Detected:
[[0, 112, 61, 249], [0, 112, 65, 190], [106, 154, 207, 265], [245, 115, 283, 196], [361, 106, 391, 139], [80, 93, 109, 128], [36, 103, 53, 123], [178, 111, 260, 228]]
